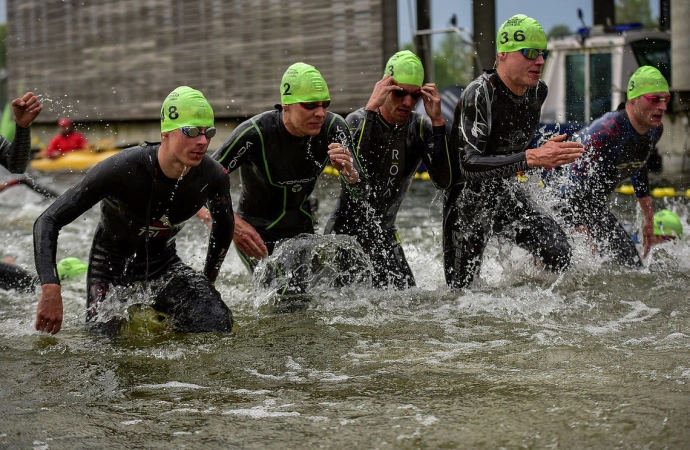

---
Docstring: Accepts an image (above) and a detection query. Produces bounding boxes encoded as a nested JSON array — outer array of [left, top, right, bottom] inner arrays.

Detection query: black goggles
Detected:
[[299, 101, 331, 110], [520, 48, 550, 60], [180, 126, 217, 138], [392, 89, 422, 101]]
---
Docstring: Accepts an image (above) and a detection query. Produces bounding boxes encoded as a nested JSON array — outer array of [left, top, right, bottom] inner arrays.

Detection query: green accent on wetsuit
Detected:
[[212, 109, 359, 246]]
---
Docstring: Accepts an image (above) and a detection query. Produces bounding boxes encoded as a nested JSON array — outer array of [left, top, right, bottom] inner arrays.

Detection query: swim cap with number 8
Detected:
[[496, 14, 547, 53], [160, 86, 214, 133]]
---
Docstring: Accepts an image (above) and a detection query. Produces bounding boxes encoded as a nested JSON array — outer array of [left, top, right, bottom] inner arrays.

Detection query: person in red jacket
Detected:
[[42, 117, 88, 158]]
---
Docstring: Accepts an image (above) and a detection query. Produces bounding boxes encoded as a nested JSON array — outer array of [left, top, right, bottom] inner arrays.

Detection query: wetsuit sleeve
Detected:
[[419, 115, 452, 189], [33, 156, 122, 285], [211, 119, 261, 172], [452, 83, 528, 181], [204, 172, 234, 282], [328, 113, 367, 199], [0, 125, 32, 173]]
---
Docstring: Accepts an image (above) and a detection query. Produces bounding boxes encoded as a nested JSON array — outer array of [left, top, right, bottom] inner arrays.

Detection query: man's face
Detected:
[[631, 91, 669, 129], [500, 49, 546, 91], [382, 83, 422, 125], [59, 125, 73, 136], [165, 127, 213, 168], [283, 102, 328, 137]]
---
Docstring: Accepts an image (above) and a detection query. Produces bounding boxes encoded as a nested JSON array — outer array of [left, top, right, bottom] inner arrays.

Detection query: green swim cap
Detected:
[[56, 257, 88, 281], [383, 50, 424, 86], [280, 62, 330, 105], [654, 209, 683, 237], [627, 66, 669, 100], [496, 14, 547, 53], [160, 86, 214, 133]]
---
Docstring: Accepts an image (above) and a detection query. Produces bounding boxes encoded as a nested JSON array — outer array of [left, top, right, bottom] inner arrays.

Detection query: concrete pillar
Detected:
[[472, 0, 496, 78], [415, 0, 434, 83], [382, 0, 398, 66]]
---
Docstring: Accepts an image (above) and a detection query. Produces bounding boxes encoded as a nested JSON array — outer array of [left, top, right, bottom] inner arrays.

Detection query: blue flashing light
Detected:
[[615, 23, 643, 32], [577, 27, 590, 38]]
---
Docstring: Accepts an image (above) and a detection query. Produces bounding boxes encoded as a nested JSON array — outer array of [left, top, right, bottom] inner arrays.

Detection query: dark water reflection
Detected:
[[1, 170, 690, 449]]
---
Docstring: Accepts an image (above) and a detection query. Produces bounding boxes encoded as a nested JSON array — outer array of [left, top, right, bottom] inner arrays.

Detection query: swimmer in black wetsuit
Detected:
[[324, 50, 452, 289], [211, 62, 362, 278], [557, 66, 670, 266], [0, 92, 43, 291], [443, 14, 584, 289], [33, 87, 234, 335]]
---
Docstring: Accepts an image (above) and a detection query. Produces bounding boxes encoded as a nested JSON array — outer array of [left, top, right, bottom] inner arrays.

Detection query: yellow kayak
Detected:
[[29, 149, 120, 172]]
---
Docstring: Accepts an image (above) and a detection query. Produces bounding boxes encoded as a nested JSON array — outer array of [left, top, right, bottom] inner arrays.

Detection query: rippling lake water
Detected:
[[2, 168, 690, 449]]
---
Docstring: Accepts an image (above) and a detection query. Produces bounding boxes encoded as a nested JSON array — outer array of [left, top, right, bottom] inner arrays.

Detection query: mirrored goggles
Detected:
[[299, 101, 331, 110], [520, 48, 550, 60], [392, 89, 422, 101], [641, 94, 671, 105], [180, 126, 217, 138]]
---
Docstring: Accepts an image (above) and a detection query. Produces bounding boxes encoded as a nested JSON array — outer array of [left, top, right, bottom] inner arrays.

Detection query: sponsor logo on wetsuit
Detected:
[[139, 215, 172, 237], [615, 160, 646, 170], [277, 177, 317, 193], [383, 148, 401, 198], [226, 141, 252, 170]]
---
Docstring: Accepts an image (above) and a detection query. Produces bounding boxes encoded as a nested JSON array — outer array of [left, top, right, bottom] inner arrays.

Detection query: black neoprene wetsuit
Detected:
[[443, 70, 571, 289], [558, 106, 661, 266], [325, 108, 452, 289], [33, 143, 234, 333], [0, 125, 36, 291], [213, 108, 362, 272]]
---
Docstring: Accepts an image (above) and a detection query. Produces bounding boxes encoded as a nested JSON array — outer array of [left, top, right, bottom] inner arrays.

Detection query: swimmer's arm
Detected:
[[204, 193, 234, 282], [638, 195, 654, 258]]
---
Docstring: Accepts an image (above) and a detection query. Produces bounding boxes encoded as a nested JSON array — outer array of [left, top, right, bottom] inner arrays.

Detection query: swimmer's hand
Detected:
[[35, 283, 63, 334], [526, 134, 584, 168], [196, 207, 212, 229], [233, 213, 268, 259], [327, 143, 359, 184]]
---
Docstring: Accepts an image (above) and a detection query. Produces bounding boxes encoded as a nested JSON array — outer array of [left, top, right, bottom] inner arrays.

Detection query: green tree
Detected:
[[615, 0, 657, 29], [547, 24, 572, 40], [432, 32, 473, 89]]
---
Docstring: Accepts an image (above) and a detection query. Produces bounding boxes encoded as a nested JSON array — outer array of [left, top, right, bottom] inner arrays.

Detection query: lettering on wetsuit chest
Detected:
[[615, 160, 646, 170], [383, 148, 400, 198], [138, 215, 172, 238]]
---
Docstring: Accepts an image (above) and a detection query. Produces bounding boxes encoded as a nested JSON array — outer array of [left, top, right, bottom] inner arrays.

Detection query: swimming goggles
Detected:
[[520, 48, 550, 60], [299, 101, 331, 110], [392, 89, 422, 101], [641, 94, 671, 105], [180, 126, 217, 138]]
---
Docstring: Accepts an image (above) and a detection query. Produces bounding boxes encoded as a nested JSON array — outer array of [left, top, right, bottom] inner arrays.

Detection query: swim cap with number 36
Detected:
[[496, 14, 547, 53]]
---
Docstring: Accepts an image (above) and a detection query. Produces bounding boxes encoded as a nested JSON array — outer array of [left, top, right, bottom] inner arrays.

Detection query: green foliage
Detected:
[[615, 0, 658, 29], [547, 25, 573, 40], [432, 32, 473, 89]]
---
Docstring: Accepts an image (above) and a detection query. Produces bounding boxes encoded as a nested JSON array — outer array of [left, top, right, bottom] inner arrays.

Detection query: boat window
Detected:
[[631, 39, 671, 86], [565, 52, 612, 123], [565, 54, 585, 122], [590, 53, 612, 120]]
